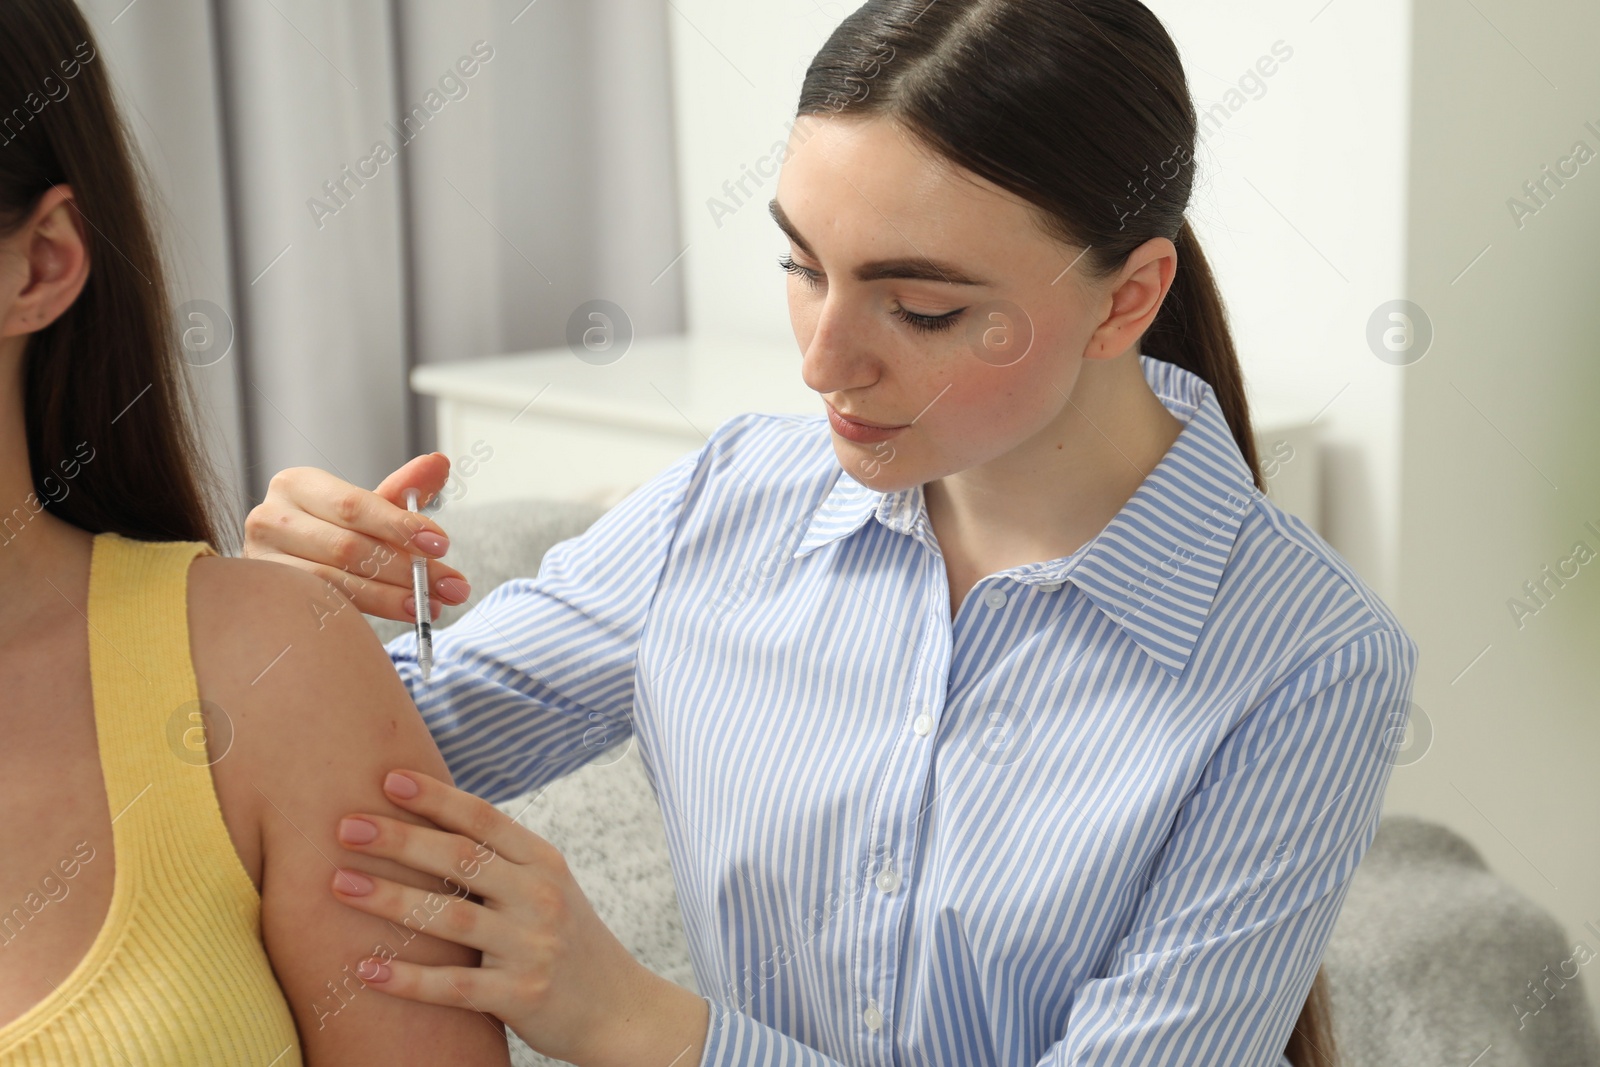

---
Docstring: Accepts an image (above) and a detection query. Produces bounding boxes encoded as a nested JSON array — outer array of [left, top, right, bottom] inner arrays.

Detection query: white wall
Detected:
[[664, 1, 869, 417], [1396, 0, 1600, 1023], [664, 1, 834, 349], [1147, 0, 1413, 608]]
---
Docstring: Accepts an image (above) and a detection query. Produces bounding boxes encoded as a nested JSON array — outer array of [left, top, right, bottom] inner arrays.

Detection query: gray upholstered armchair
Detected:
[[367, 497, 1600, 1067]]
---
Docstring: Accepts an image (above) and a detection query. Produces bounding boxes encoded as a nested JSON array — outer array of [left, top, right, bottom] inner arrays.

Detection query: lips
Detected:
[[834, 411, 903, 429], [826, 401, 910, 445]]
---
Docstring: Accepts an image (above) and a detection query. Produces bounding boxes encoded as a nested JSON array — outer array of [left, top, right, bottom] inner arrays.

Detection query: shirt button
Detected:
[[1038, 581, 1063, 592], [983, 588, 1008, 609], [875, 868, 900, 893], [863, 1002, 883, 1031], [912, 714, 933, 736]]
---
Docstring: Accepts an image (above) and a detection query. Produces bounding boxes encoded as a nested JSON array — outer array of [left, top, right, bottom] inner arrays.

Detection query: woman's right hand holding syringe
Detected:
[[243, 452, 472, 624]]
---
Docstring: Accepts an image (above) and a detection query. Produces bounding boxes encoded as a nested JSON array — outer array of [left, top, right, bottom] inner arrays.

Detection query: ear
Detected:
[[1085, 235, 1177, 361], [0, 185, 90, 340]]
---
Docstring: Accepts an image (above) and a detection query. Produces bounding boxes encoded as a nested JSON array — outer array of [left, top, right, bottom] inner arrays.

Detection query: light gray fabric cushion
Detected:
[[368, 497, 1600, 1066], [1323, 815, 1600, 1066]]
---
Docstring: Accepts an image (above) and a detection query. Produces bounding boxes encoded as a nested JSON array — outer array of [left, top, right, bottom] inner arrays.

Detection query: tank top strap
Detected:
[[85, 532, 246, 892]]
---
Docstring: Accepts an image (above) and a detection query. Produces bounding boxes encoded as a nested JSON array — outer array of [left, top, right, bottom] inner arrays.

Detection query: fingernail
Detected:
[[414, 531, 449, 557], [402, 595, 417, 619], [384, 772, 419, 798], [334, 869, 374, 895], [357, 957, 391, 982], [338, 817, 378, 844], [436, 577, 471, 603]]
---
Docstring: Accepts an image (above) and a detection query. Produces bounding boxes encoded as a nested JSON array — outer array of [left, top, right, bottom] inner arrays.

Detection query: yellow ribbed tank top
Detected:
[[0, 532, 304, 1066]]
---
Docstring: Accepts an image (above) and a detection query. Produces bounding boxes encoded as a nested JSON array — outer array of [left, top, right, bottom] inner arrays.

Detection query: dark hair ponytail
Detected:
[[799, 2, 1329, 1063], [0, 0, 228, 550], [1147, 221, 1265, 494]]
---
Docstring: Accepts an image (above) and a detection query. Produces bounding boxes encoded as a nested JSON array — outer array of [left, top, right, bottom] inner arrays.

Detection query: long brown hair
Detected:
[[798, 2, 1331, 1063], [0, 0, 229, 550]]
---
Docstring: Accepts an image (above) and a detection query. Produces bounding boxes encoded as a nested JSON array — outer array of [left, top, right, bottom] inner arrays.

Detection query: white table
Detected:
[[412, 333, 1324, 533]]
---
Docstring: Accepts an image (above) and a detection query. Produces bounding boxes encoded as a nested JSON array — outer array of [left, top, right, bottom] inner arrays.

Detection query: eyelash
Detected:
[[777, 253, 966, 334]]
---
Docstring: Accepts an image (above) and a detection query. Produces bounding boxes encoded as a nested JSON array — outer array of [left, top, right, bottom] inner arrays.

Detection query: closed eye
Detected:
[[892, 305, 964, 333], [779, 253, 967, 334]]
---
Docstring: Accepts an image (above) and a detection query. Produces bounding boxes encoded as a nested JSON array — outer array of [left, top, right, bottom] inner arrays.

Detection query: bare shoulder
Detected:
[[185, 554, 418, 744], [186, 553, 370, 669]]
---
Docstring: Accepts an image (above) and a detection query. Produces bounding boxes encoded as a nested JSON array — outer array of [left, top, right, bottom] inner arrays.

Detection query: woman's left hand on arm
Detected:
[[330, 769, 709, 1067]]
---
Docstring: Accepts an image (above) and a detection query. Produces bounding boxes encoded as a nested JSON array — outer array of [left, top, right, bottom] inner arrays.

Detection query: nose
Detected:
[[799, 295, 878, 397]]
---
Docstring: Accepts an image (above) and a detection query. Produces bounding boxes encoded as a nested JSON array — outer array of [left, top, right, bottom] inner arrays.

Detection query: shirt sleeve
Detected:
[[1043, 626, 1419, 1066], [385, 437, 707, 806]]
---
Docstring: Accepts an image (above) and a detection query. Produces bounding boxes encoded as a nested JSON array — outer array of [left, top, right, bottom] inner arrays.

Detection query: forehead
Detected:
[[774, 114, 1052, 268]]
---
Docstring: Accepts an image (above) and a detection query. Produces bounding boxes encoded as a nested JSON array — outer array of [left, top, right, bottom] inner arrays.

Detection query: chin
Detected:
[[831, 442, 924, 493]]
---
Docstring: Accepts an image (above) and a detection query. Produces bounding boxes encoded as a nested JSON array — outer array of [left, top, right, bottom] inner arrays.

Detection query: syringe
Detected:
[[404, 487, 433, 684]]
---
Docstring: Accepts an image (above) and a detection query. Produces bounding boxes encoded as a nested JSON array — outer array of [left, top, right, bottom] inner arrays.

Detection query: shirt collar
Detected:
[[792, 354, 1262, 676]]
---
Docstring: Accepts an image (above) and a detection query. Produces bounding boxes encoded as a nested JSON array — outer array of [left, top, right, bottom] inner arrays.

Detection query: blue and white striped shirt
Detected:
[[387, 353, 1420, 1067]]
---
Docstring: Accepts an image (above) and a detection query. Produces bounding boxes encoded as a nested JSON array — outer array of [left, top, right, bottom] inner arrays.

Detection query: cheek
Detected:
[[928, 340, 1062, 434]]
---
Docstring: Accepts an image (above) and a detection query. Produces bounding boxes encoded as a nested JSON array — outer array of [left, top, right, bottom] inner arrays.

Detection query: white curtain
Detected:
[[82, 0, 686, 520]]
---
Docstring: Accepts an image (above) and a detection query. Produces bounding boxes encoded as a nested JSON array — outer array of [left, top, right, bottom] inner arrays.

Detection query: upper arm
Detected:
[[189, 555, 510, 1067], [1051, 628, 1419, 1066]]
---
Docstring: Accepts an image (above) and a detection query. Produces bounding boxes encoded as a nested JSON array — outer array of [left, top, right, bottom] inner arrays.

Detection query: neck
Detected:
[[0, 342, 86, 634], [924, 349, 1184, 572]]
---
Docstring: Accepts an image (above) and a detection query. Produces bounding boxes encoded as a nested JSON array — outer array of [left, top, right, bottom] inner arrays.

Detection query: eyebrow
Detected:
[[768, 199, 994, 288]]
